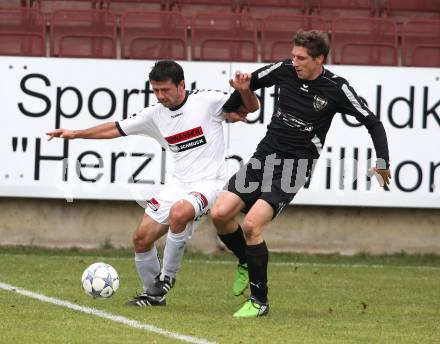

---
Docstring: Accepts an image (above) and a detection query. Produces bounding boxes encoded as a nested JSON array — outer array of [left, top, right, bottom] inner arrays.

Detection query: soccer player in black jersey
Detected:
[[212, 30, 391, 317]]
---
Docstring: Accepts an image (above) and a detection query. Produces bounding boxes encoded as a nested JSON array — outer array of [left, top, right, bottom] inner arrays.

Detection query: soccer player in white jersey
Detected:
[[47, 60, 259, 306]]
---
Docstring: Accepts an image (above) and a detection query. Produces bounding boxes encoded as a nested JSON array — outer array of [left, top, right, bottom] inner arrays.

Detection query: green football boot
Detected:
[[233, 297, 269, 318], [232, 263, 249, 296]]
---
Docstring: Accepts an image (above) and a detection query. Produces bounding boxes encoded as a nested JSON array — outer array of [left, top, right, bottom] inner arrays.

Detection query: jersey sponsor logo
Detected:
[[169, 136, 207, 153], [146, 197, 160, 211], [188, 191, 208, 211], [313, 95, 328, 111], [274, 110, 314, 132], [166, 126, 207, 153], [171, 112, 183, 119], [165, 126, 204, 144]]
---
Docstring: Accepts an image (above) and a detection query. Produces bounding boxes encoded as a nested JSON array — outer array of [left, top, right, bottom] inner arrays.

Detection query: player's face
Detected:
[[291, 45, 324, 80], [150, 79, 185, 108]]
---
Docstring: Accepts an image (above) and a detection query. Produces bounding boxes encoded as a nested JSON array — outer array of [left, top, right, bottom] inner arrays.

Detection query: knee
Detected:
[[169, 202, 192, 233], [242, 217, 260, 241], [211, 202, 230, 225], [132, 227, 153, 250]]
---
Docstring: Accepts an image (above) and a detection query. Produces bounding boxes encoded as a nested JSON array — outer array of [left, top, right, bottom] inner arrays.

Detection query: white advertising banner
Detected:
[[0, 57, 439, 208], [0, 57, 230, 202]]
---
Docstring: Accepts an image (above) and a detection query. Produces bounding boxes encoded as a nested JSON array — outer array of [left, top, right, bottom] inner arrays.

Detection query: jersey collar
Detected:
[[300, 67, 326, 85], [169, 91, 189, 111]]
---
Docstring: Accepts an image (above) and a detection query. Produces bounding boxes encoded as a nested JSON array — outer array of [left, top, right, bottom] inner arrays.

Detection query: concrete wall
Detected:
[[1, 198, 440, 254]]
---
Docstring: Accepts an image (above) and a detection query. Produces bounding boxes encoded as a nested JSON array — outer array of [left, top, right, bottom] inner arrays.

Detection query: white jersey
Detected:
[[117, 89, 229, 183]]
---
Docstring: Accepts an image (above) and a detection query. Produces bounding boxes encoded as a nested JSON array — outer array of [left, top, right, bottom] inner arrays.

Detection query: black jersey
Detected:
[[223, 60, 389, 168]]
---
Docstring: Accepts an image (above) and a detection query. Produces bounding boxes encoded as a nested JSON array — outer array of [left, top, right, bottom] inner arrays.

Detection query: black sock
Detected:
[[246, 241, 269, 304], [218, 225, 247, 265]]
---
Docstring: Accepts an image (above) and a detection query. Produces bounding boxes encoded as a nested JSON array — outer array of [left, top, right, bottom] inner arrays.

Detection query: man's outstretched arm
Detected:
[[338, 82, 391, 187], [46, 122, 121, 141], [366, 120, 391, 187]]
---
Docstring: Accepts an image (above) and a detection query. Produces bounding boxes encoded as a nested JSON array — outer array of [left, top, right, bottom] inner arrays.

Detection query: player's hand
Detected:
[[224, 111, 248, 123], [369, 167, 391, 188], [46, 128, 76, 141], [229, 71, 251, 92]]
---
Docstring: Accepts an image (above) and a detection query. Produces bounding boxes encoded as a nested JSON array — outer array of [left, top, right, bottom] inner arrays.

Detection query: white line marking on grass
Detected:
[[0, 282, 216, 344], [186, 260, 440, 271], [2, 253, 440, 271], [271, 261, 440, 271]]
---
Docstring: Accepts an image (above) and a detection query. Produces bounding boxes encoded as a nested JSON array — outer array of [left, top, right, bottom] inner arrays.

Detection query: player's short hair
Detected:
[[293, 30, 330, 61], [149, 60, 185, 86]]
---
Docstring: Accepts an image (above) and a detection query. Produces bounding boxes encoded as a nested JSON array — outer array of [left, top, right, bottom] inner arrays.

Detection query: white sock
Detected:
[[162, 228, 187, 280], [135, 246, 161, 292]]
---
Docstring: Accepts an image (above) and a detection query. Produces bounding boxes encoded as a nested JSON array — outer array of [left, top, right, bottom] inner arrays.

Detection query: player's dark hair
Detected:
[[149, 60, 185, 86], [293, 30, 330, 61]]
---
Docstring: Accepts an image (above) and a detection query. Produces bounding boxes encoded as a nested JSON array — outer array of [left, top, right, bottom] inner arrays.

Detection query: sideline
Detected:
[[2, 253, 440, 270], [0, 282, 216, 344], [186, 259, 440, 271]]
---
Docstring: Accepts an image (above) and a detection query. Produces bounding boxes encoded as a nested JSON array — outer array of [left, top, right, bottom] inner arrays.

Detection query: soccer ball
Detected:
[[81, 262, 119, 298]]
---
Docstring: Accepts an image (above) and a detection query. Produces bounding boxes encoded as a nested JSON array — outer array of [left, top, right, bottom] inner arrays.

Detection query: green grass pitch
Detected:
[[1, 247, 440, 343]]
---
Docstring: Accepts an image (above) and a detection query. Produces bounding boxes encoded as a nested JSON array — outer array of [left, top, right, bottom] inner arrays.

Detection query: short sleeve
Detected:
[[117, 106, 159, 138], [206, 90, 230, 123]]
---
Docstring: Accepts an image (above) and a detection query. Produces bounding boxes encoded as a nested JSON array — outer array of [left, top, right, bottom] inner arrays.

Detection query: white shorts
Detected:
[[145, 179, 224, 237]]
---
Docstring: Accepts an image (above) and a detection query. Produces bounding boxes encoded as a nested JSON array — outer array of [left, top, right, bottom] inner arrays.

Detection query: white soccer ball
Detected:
[[81, 262, 119, 299]]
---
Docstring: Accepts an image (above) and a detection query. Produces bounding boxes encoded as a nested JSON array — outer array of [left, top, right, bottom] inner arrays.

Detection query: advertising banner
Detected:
[[1, 57, 439, 208]]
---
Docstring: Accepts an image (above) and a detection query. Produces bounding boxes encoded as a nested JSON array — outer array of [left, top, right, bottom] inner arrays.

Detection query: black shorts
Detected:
[[226, 154, 315, 218]]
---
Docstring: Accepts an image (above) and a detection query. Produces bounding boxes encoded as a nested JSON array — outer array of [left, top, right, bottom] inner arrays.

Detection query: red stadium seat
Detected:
[[380, 0, 440, 23], [191, 12, 258, 61], [50, 9, 117, 58], [31, 0, 107, 15], [241, 0, 306, 20], [0, 0, 33, 8], [121, 10, 188, 60], [261, 14, 327, 62], [107, 0, 168, 17], [0, 7, 46, 56], [309, 0, 377, 19], [332, 17, 398, 66], [402, 19, 440, 67], [169, 0, 238, 17]]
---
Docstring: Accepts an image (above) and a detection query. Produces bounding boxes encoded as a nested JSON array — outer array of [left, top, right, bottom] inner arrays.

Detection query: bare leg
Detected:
[[242, 199, 273, 245], [132, 214, 168, 291], [211, 191, 245, 234], [133, 214, 168, 253]]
